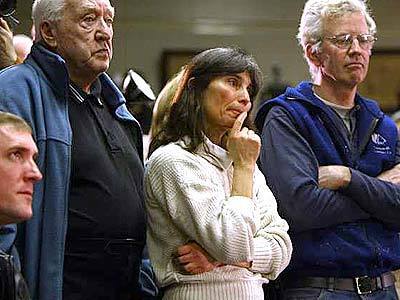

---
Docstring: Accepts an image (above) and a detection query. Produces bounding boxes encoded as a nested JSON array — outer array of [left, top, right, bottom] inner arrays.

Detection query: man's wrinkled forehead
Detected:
[[67, 0, 114, 17]]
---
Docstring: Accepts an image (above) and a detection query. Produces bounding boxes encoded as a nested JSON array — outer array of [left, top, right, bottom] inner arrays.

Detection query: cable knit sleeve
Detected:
[[248, 167, 292, 279], [145, 143, 259, 264]]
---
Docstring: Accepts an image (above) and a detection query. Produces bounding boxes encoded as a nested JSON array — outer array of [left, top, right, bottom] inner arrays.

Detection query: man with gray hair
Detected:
[[256, 0, 400, 299], [0, 0, 147, 299]]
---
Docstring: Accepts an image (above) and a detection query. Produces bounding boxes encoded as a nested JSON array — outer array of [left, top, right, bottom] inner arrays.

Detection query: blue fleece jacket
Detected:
[[0, 43, 144, 300], [256, 81, 400, 278]]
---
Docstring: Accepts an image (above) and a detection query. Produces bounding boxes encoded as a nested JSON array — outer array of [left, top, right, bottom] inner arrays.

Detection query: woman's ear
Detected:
[[306, 44, 322, 67], [40, 21, 58, 49]]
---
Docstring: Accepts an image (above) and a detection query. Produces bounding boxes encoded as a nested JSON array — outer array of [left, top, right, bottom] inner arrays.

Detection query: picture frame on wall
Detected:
[[359, 50, 400, 113], [160, 50, 201, 87]]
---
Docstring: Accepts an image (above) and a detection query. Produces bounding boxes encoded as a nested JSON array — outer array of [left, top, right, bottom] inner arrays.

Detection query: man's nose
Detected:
[[26, 160, 43, 182], [348, 37, 363, 53], [96, 19, 112, 40]]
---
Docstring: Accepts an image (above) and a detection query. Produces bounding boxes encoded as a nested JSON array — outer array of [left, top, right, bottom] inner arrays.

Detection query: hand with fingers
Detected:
[[0, 18, 17, 69], [318, 165, 351, 190], [226, 112, 261, 169], [377, 163, 400, 185], [177, 242, 250, 275], [226, 112, 261, 198], [177, 242, 223, 275]]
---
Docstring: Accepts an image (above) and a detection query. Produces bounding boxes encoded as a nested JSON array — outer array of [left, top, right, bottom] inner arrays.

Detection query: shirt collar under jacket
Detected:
[[177, 136, 233, 171], [69, 78, 103, 106]]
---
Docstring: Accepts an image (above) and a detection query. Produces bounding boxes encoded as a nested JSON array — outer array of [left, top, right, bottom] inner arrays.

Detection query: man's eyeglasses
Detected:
[[324, 33, 377, 50]]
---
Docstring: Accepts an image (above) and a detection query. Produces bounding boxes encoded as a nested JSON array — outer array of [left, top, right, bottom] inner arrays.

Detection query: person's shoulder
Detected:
[[255, 86, 304, 131], [267, 104, 291, 117], [0, 63, 41, 117], [0, 62, 38, 88], [146, 141, 200, 172], [147, 142, 188, 164], [261, 104, 294, 129], [0, 61, 35, 76], [356, 93, 382, 112]]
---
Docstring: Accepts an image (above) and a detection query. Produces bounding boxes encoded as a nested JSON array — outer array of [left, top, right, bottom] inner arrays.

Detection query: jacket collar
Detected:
[[28, 42, 69, 98], [255, 81, 383, 132], [286, 81, 383, 118], [27, 43, 138, 124], [69, 79, 103, 106]]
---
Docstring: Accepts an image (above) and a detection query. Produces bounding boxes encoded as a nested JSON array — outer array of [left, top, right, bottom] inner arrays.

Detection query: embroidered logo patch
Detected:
[[371, 133, 387, 145], [371, 133, 392, 154]]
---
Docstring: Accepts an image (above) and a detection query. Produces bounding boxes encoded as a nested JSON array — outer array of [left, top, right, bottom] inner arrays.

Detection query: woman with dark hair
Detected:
[[145, 47, 292, 299]]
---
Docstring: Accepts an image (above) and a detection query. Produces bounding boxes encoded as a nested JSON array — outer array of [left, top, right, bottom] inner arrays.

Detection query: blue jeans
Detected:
[[282, 286, 399, 300]]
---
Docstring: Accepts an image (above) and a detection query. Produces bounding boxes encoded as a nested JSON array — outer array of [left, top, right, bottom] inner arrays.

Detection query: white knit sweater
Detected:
[[145, 138, 292, 300]]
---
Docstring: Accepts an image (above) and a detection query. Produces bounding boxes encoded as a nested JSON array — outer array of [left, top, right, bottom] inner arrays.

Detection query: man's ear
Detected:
[[306, 44, 322, 67], [39, 21, 57, 49]]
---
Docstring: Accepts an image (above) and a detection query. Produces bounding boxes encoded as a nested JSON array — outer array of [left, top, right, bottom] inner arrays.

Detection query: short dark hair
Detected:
[[149, 47, 262, 156]]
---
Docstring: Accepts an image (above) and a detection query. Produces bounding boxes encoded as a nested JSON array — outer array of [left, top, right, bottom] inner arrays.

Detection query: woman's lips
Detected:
[[229, 109, 245, 117]]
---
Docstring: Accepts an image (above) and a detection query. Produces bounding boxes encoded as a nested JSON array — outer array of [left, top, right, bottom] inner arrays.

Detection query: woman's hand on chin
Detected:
[[226, 112, 260, 169]]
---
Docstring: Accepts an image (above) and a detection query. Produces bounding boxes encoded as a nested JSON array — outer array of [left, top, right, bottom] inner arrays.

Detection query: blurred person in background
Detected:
[[12, 34, 33, 62], [0, 18, 17, 68], [149, 70, 183, 140], [123, 69, 156, 159]]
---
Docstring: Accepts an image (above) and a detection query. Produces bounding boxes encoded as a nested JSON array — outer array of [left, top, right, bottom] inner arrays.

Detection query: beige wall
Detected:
[[14, 0, 400, 93]]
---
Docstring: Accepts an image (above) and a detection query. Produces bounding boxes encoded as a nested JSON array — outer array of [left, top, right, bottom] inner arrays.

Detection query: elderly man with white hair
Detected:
[[256, 0, 400, 299], [0, 0, 148, 299]]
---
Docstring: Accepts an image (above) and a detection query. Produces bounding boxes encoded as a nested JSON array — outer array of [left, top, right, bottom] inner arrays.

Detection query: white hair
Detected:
[[297, 0, 377, 80], [32, 0, 66, 41]]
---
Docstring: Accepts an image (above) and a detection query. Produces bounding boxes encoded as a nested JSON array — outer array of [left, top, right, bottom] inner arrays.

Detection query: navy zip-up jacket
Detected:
[[255, 81, 400, 278]]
